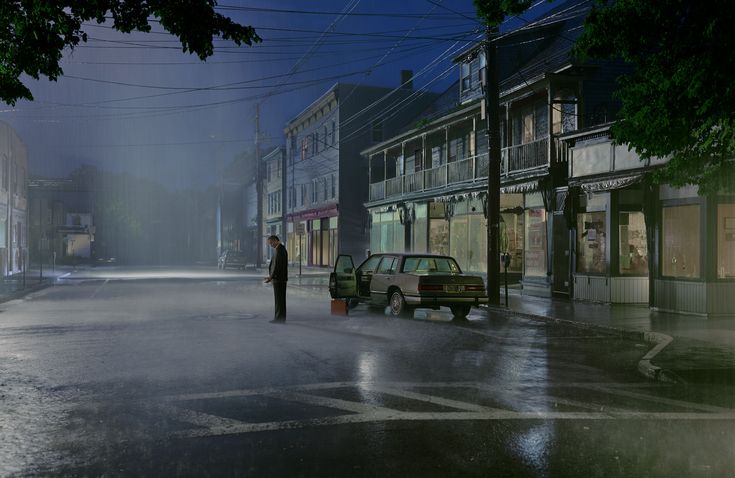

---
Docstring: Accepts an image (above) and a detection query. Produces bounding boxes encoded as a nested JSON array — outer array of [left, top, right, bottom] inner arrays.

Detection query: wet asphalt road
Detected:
[[1, 270, 734, 477]]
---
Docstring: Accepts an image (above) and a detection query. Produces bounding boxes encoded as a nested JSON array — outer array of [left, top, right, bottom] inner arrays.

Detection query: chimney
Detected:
[[400, 70, 413, 90]]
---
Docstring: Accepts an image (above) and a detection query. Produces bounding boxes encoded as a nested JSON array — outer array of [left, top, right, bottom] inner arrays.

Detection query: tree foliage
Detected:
[[0, 0, 260, 105], [473, 0, 533, 26], [574, 0, 735, 194]]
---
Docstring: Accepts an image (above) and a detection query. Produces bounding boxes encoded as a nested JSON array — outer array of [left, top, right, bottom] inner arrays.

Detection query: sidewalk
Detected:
[[488, 292, 735, 385]]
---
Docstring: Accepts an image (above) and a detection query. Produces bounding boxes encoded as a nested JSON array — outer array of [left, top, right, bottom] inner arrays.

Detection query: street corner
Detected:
[[648, 336, 735, 387]]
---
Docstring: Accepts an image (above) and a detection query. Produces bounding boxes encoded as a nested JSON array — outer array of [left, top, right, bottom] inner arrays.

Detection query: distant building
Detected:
[[28, 177, 95, 266], [0, 121, 29, 275], [216, 149, 263, 265], [284, 79, 437, 267]]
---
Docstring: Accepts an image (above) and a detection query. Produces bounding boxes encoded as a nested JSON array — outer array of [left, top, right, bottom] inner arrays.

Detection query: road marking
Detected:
[[149, 381, 735, 439], [364, 385, 504, 413], [169, 410, 735, 439], [265, 390, 394, 415], [586, 385, 735, 413], [89, 279, 109, 299]]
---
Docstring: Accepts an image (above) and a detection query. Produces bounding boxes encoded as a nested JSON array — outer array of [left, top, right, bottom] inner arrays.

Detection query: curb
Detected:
[[483, 305, 683, 384], [0, 280, 53, 304]]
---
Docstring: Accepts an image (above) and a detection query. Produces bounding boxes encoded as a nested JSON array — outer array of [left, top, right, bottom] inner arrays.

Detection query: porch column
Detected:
[[547, 80, 554, 165], [445, 126, 449, 163], [422, 133, 428, 169]]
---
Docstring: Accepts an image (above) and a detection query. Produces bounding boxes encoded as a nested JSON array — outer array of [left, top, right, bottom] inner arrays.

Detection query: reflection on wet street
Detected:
[[0, 271, 733, 476]]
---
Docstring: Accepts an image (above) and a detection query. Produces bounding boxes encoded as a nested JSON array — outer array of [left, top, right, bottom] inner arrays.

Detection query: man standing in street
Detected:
[[264, 235, 288, 322]]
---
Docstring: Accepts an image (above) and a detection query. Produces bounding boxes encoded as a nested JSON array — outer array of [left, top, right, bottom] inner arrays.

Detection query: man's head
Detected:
[[267, 235, 280, 249]]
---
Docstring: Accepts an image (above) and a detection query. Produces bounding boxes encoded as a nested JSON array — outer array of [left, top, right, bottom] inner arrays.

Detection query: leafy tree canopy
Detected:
[[574, 0, 734, 194], [473, 0, 533, 26], [0, 0, 260, 105]]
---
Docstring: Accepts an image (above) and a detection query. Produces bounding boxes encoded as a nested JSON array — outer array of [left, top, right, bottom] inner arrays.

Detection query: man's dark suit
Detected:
[[269, 243, 288, 320]]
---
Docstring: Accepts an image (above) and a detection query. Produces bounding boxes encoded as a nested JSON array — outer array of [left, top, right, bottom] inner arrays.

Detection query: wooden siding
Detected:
[[706, 282, 735, 318], [610, 277, 649, 304], [573, 274, 611, 302], [654, 279, 707, 315]]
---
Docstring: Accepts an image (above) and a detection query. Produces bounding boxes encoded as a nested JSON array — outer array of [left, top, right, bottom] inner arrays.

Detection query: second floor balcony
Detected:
[[368, 135, 563, 202]]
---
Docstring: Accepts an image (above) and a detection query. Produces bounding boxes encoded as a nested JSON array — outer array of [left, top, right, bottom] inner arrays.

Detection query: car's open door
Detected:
[[329, 255, 357, 298]]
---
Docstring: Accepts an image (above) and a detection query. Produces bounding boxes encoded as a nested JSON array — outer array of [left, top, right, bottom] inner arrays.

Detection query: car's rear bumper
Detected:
[[403, 295, 489, 306]]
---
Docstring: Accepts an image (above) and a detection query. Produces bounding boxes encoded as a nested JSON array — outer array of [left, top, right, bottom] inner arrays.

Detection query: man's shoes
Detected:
[[269, 318, 286, 323]]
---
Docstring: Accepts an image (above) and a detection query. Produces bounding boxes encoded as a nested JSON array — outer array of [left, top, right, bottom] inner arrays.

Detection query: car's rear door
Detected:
[[368, 255, 399, 305], [355, 254, 383, 299]]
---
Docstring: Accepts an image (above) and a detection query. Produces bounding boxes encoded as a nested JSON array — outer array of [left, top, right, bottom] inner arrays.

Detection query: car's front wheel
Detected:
[[450, 304, 472, 320], [389, 290, 412, 317]]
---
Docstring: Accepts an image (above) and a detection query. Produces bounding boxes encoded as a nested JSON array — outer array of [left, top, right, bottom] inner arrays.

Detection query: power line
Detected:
[[214, 4, 478, 19]]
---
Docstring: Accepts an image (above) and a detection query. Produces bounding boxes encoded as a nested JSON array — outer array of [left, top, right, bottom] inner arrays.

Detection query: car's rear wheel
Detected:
[[389, 290, 411, 317], [450, 304, 472, 320]]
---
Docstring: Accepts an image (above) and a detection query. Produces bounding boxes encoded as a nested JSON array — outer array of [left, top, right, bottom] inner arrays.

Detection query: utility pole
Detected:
[[255, 103, 263, 268], [485, 27, 501, 307]]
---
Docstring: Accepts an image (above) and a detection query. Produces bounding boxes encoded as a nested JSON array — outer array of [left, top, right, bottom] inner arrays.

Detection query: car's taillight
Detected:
[[465, 285, 485, 291], [418, 284, 443, 292]]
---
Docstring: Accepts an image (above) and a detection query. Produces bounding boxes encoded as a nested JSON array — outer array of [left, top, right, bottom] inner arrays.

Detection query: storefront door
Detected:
[[552, 213, 570, 295]]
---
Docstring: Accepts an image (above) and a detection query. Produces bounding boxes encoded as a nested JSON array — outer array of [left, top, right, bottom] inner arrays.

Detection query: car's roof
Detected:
[[370, 253, 456, 260]]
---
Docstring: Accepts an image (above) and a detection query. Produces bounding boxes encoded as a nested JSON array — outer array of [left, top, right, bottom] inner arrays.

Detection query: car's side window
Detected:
[[359, 255, 382, 273], [376, 257, 396, 274]]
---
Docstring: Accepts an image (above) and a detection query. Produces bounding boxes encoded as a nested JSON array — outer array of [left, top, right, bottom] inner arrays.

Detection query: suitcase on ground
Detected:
[[330, 299, 349, 316]]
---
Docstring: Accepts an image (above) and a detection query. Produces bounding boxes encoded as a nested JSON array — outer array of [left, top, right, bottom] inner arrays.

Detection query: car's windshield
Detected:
[[402, 256, 462, 274]]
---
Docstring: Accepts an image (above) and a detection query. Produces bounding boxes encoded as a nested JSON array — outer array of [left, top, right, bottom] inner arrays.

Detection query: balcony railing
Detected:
[[367, 139, 553, 203], [447, 157, 473, 183], [502, 136, 549, 175], [424, 164, 448, 189], [385, 176, 403, 198], [369, 181, 385, 201], [403, 171, 424, 193]]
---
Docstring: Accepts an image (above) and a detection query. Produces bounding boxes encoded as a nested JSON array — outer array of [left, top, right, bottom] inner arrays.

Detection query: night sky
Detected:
[[1, 0, 559, 190]]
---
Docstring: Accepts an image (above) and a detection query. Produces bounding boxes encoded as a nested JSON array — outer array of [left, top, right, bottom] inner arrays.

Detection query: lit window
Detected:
[[662, 204, 701, 278], [619, 212, 648, 276], [576, 211, 607, 274], [717, 203, 735, 279]]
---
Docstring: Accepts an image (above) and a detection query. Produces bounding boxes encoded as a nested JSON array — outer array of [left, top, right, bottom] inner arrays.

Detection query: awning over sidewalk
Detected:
[[571, 173, 643, 193]]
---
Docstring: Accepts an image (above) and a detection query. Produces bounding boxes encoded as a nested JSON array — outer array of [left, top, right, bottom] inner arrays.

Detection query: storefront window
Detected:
[[662, 204, 700, 278], [370, 212, 381, 253], [449, 216, 469, 270], [412, 204, 427, 253], [500, 213, 524, 273], [429, 203, 449, 256], [576, 211, 607, 274], [717, 203, 735, 279], [524, 208, 547, 277], [619, 212, 648, 276], [468, 213, 487, 273], [429, 218, 449, 255]]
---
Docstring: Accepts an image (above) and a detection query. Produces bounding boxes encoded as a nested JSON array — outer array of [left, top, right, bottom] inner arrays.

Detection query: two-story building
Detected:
[[363, 1, 622, 298], [0, 121, 29, 276], [284, 78, 437, 267]]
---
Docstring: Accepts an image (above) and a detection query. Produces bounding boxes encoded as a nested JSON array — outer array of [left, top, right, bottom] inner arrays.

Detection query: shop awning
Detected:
[[572, 173, 643, 193], [500, 180, 539, 194]]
